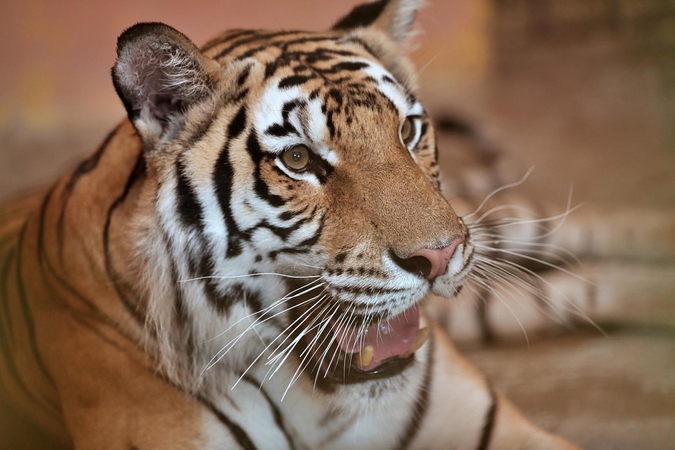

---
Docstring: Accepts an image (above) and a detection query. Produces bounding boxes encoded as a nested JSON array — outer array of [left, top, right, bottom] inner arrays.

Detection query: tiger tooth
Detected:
[[358, 345, 374, 369], [410, 327, 430, 354]]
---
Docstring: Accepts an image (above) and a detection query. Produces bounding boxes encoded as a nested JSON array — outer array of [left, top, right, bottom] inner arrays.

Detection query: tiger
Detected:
[[0, 0, 592, 448]]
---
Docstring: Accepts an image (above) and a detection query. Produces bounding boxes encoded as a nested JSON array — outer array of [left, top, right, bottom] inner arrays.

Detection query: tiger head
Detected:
[[111, 0, 473, 388]]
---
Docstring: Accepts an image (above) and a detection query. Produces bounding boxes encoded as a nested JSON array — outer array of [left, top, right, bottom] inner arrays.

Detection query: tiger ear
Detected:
[[112, 22, 222, 148], [332, 0, 421, 44]]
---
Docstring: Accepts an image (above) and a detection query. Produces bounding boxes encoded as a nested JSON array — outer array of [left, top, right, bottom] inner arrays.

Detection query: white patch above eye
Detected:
[[254, 78, 339, 176], [359, 62, 425, 122], [254, 85, 305, 154], [408, 102, 424, 117]]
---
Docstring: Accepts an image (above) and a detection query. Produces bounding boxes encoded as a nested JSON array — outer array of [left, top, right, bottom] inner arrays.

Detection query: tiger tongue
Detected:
[[331, 305, 420, 369]]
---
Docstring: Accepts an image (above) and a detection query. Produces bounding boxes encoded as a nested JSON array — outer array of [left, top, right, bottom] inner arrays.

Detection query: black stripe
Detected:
[[265, 100, 303, 137], [476, 389, 498, 450], [245, 220, 296, 242], [201, 29, 258, 52], [185, 113, 217, 147], [333, 0, 390, 31], [237, 65, 253, 86], [340, 37, 380, 60], [266, 213, 324, 260], [103, 154, 147, 325], [476, 287, 494, 344], [261, 48, 360, 81], [0, 249, 16, 346], [214, 30, 302, 60], [242, 375, 297, 450], [197, 395, 258, 450], [295, 217, 324, 247], [278, 206, 306, 222], [207, 282, 263, 317], [166, 231, 196, 363], [18, 217, 64, 390], [278, 75, 315, 89], [173, 253, 190, 327], [0, 243, 50, 412], [266, 123, 296, 138], [246, 133, 286, 208], [38, 188, 97, 313], [36, 187, 141, 348], [0, 308, 44, 411], [321, 61, 370, 74], [175, 159, 205, 230], [234, 36, 339, 61], [228, 105, 248, 140], [394, 331, 434, 450], [57, 125, 120, 258], [214, 137, 249, 259]]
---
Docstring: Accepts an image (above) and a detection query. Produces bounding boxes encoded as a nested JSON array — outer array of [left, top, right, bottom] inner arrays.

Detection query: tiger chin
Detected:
[[0, 0, 580, 449]]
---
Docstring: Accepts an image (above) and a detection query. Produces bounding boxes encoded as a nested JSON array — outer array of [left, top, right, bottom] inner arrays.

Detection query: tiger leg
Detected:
[[410, 324, 579, 449]]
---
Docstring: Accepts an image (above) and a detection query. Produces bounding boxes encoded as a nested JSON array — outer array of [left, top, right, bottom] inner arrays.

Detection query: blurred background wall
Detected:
[[0, 0, 493, 201], [0, 0, 486, 135]]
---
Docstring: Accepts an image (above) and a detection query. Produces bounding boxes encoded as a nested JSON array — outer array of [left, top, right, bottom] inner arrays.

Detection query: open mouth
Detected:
[[289, 296, 431, 386], [331, 304, 429, 372]]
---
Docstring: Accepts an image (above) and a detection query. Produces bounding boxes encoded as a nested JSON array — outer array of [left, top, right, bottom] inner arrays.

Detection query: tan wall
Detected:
[[0, 0, 490, 136]]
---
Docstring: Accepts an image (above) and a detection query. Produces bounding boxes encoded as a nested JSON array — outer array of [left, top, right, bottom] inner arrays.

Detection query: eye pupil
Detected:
[[282, 145, 311, 172], [401, 118, 415, 144]]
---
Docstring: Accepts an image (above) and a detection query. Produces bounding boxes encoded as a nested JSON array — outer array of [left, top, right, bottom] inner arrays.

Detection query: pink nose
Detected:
[[409, 238, 463, 280]]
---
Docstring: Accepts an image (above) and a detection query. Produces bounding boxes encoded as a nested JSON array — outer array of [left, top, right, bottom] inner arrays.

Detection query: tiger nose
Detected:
[[408, 238, 463, 280]]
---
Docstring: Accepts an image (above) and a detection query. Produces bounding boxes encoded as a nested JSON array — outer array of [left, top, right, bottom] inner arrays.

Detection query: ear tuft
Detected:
[[112, 23, 220, 146], [333, 0, 422, 44]]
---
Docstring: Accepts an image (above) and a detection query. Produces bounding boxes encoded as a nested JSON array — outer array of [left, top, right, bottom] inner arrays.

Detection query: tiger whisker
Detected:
[[232, 294, 331, 390], [470, 263, 571, 327], [202, 285, 327, 374], [474, 243, 576, 269], [266, 295, 333, 367], [276, 303, 342, 399], [473, 254, 603, 333], [475, 245, 588, 283], [538, 185, 577, 240], [324, 305, 359, 380], [463, 167, 535, 221], [466, 276, 531, 347], [257, 298, 336, 393], [202, 278, 325, 344], [290, 303, 348, 394], [472, 203, 539, 226], [178, 273, 321, 283], [468, 202, 585, 231], [472, 262, 547, 301], [472, 233, 581, 263]]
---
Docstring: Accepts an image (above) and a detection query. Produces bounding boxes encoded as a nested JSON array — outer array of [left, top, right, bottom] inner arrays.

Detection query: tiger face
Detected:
[[112, 9, 473, 388]]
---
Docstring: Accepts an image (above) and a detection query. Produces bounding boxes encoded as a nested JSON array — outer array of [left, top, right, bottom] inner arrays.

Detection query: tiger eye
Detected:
[[282, 145, 311, 171], [401, 118, 414, 144]]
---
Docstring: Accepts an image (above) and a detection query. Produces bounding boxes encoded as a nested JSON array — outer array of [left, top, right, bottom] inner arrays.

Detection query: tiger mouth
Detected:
[[330, 304, 429, 372], [289, 296, 430, 386]]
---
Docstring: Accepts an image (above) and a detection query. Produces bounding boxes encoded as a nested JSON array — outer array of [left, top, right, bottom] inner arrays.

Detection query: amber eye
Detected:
[[282, 145, 312, 172], [400, 117, 415, 145]]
